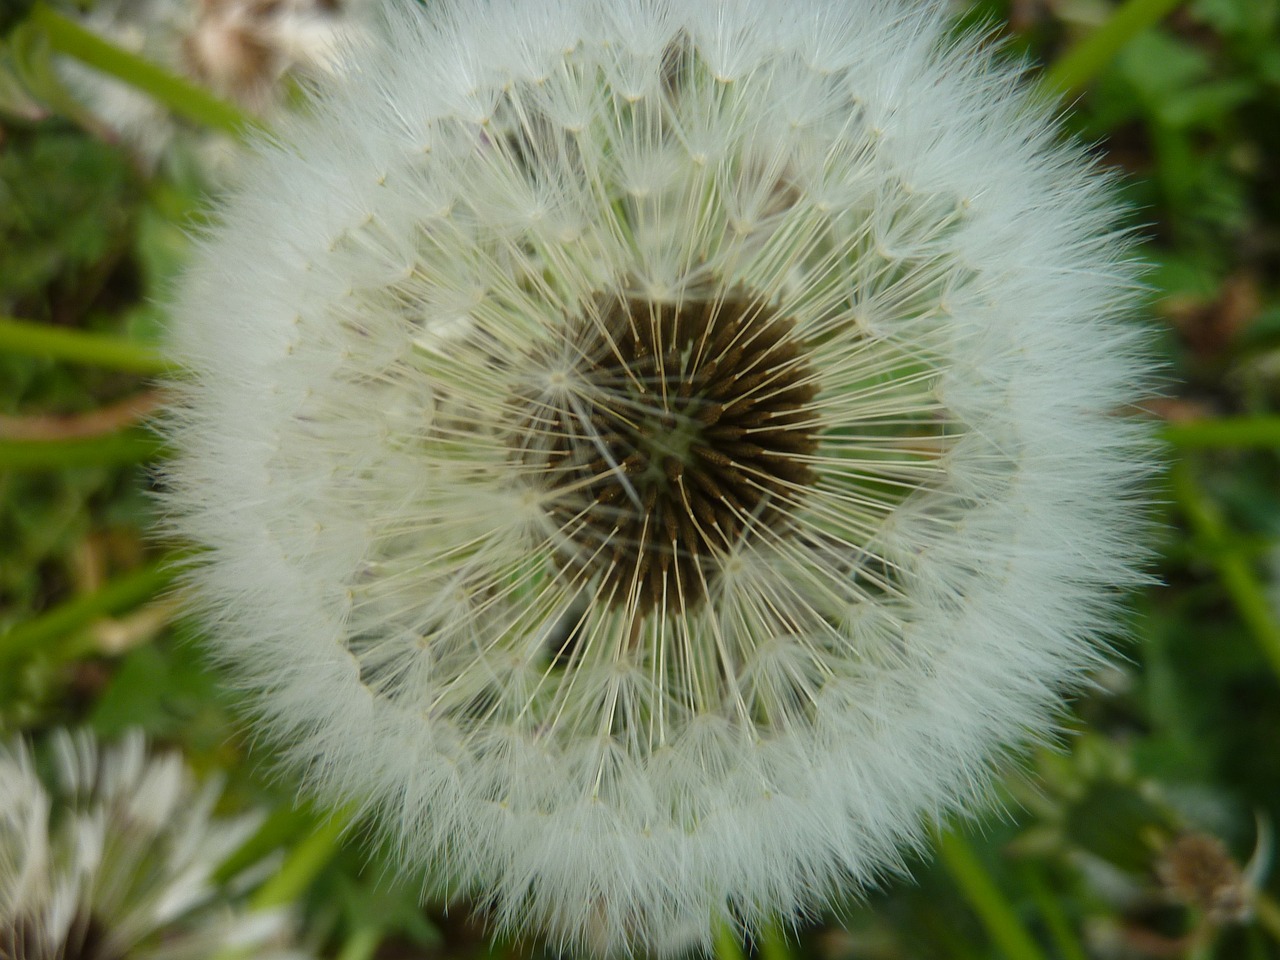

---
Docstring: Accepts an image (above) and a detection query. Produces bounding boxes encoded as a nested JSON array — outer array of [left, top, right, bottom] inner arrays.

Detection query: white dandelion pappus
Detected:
[[165, 0, 1155, 952], [0, 730, 310, 960]]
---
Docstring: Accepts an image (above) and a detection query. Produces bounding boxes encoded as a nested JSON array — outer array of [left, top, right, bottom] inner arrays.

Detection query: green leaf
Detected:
[[1157, 79, 1255, 128], [1117, 30, 1212, 103], [88, 637, 221, 737], [0, 128, 136, 305]]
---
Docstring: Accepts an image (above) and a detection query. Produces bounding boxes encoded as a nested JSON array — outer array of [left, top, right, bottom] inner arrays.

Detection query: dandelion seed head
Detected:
[[0, 731, 309, 960], [166, 0, 1156, 953]]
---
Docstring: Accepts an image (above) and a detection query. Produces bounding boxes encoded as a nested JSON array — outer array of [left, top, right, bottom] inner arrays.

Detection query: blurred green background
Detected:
[[3, 0, 1280, 957]]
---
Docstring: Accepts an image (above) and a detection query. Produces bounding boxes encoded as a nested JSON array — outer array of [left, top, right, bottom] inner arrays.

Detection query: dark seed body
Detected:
[[511, 294, 820, 615]]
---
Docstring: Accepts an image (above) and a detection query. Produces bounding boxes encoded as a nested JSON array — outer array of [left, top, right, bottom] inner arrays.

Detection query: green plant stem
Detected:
[[207, 808, 352, 960], [1186, 922, 1217, 960], [758, 922, 792, 960], [1043, 0, 1187, 96], [1162, 416, 1280, 449], [335, 927, 382, 960], [936, 827, 1050, 960], [1021, 866, 1089, 960], [715, 921, 747, 960], [1254, 892, 1280, 945], [251, 811, 350, 910], [0, 430, 165, 469], [215, 805, 314, 886], [0, 314, 174, 376], [0, 557, 177, 662], [27, 3, 261, 137], [1170, 462, 1280, 683]]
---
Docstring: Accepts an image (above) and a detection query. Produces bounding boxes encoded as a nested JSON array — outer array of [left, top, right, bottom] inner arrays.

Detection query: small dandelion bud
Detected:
[[1157, 833, 1251, 925], [180, 0, 360, 110], [165, 0, 1156, 953], [0, 730, 311, 960]]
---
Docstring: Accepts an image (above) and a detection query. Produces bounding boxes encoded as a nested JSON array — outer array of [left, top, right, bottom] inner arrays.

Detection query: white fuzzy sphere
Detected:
[[166, 0, 1154, 953]]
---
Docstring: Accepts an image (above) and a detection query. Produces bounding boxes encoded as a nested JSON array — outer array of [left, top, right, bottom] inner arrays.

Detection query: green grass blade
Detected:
[[29, 3, 262, 137], [0, 431, 165, 469], [1043, 0, 1187, 96], [0, 314, 174, 376]]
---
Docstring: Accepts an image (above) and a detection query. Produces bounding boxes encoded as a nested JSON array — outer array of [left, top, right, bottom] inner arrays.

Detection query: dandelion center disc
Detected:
[[511, 294, 819, 614]]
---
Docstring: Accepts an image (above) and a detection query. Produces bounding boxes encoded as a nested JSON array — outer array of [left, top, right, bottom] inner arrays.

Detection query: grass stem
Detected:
[[29, 3, 261, 137], [0, 431, 164, 469], [1254, 892, 1280, 945], [1170, 461, 1280, 684], [0, 314, 174, 376], [937, 826, 1050, 960], [251, 811, 349, 910], [0, 557, 177, 662], [715, 921, 747, 960], [1043, 0, 1186, 96], [758, 921, 793, 960], [1162, 416, 1280, 449], [335, 928, 382, 960], [1021, 865, 1089, 960]]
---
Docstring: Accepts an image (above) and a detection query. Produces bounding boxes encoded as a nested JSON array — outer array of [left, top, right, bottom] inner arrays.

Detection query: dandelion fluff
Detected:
[[0, 730, 309, 960], [166, 0, 1154, 952]]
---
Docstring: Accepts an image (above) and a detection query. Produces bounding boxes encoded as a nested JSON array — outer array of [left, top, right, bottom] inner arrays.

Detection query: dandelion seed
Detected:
[[0, 730, 310, 960], [165, 0, 1156, 952]]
